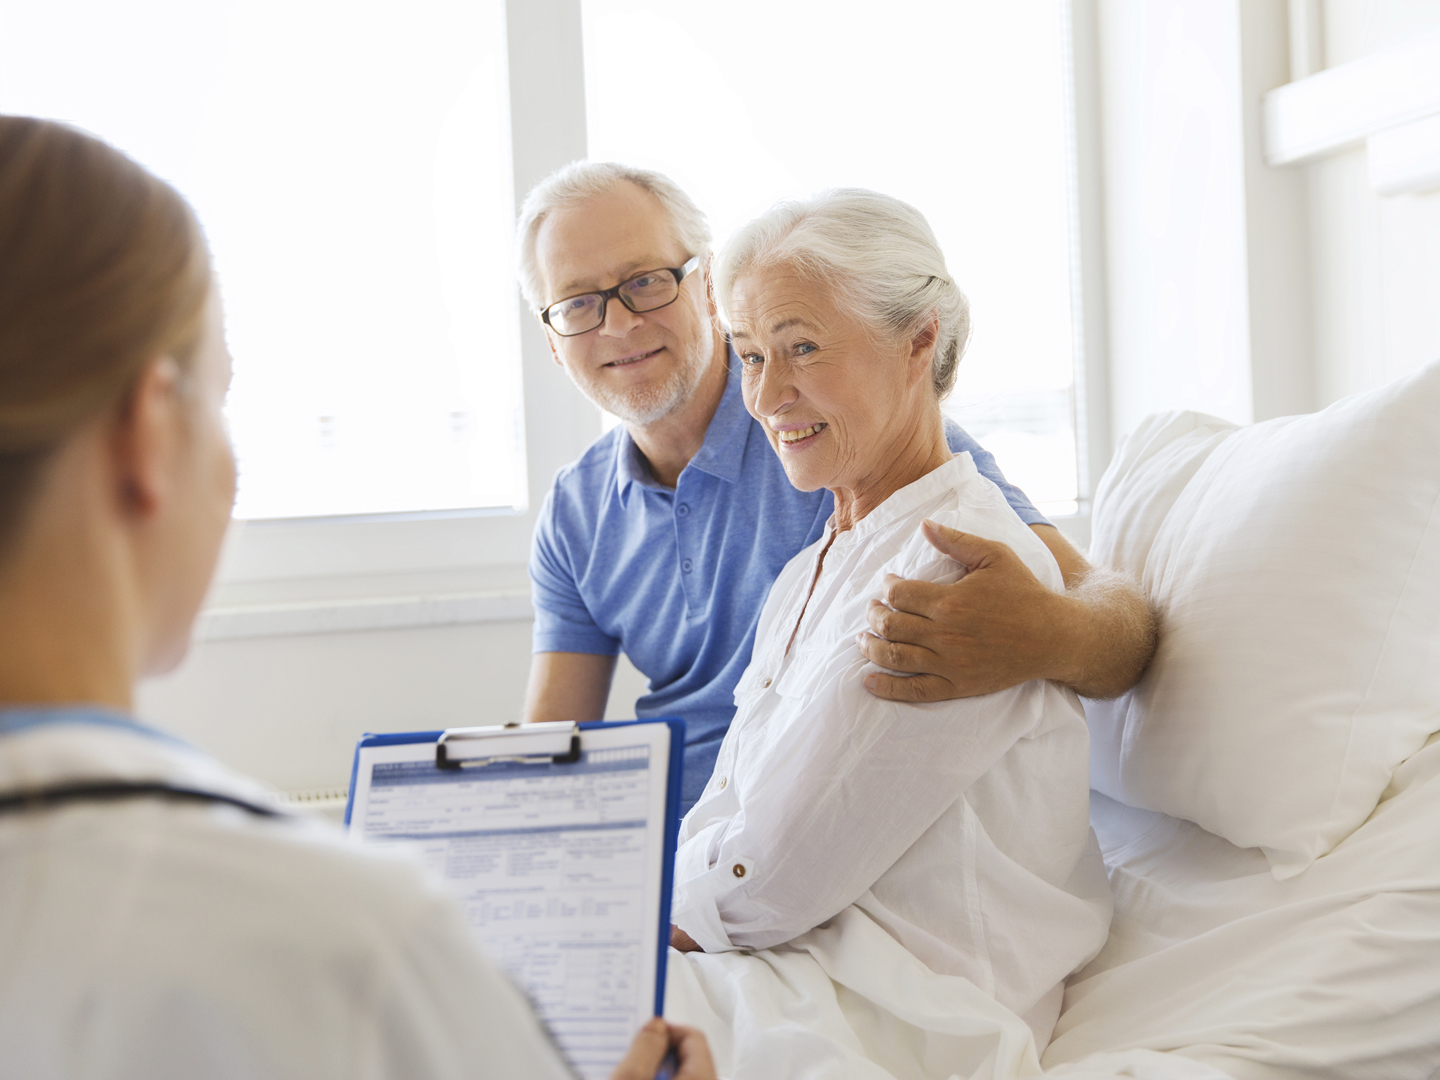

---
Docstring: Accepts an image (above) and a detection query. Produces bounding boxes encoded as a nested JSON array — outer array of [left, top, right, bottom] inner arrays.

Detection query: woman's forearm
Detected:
[[670, 672, 1046, 952]]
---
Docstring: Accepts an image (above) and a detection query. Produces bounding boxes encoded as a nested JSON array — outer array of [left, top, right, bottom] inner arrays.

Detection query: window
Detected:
[[3, 0, 1096, 598], [1, 0, 525, 520], [582, 0, 1082, 514]]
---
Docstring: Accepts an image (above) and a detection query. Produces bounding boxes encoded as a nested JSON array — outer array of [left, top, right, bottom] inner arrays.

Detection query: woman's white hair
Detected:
[[515, 161, 712, 312], [714, 189, 971, 398]]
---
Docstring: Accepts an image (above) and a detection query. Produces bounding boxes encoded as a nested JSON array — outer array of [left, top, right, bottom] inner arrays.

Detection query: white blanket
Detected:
[[1045, 733, 1440, 1078], [666, 906, 1230, 1080]]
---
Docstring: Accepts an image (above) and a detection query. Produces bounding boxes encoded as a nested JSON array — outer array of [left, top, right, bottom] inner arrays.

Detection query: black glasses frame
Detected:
[[540, 255, 702, 337]]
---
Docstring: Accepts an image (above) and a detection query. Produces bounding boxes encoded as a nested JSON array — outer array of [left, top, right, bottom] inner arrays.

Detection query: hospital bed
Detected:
[[1040, 358, 1440, 1078]]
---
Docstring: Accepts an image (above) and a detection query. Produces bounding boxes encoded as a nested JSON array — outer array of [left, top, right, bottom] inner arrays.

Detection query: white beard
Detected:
[[582, 345, 712, 428]]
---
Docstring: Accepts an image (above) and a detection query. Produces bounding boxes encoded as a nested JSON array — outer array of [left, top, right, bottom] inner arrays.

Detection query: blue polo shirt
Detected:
[[530, 354, 1046, 811]]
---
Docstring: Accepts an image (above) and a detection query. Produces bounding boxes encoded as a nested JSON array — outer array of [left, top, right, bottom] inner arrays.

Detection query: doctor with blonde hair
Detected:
[[0, 115, 712, 1080]]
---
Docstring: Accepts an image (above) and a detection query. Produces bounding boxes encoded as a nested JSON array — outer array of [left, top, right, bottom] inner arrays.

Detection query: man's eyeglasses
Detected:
[[540, 255, 701, 337]]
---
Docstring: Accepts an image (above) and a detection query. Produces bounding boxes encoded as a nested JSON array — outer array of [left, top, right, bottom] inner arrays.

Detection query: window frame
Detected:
[[1060, 0, 1112, 545]]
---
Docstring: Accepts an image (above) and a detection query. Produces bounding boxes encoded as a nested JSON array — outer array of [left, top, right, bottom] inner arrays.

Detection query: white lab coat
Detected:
[[0, 708, 573, 1080]]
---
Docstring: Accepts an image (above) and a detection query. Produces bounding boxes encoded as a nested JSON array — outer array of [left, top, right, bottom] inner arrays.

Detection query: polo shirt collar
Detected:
[[686, 350, 751, 484], [615, 428, 663, 505], [613, 350, 752, 503]]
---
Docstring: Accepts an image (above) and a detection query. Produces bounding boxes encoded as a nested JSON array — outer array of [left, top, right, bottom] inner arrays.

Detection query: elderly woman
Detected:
[[663, 191, 1112, 1079], [0, 116, 713, 1080]]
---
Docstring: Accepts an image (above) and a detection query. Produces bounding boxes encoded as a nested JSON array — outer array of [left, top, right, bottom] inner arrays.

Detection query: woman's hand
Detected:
[[670, 924, 702, 953], [610, 1017, 717, 1080]]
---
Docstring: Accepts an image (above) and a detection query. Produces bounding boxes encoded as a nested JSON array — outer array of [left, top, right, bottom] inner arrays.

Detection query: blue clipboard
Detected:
[[345, 718, 684, 1079]]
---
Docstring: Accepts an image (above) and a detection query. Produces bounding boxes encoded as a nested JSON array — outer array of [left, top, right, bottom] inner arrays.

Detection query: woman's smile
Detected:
[[775, 422, 828, 446]]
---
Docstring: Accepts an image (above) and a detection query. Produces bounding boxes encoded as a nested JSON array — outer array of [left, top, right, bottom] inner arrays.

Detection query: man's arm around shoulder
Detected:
[[858, 520, 1158, 702]]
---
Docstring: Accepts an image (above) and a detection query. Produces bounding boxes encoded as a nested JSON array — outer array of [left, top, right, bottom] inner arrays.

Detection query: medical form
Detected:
[[345, 720, 683, 1080]]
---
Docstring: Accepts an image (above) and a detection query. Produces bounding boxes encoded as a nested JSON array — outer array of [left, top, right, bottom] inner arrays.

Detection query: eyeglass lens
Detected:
[[546, 269, 680, 336]]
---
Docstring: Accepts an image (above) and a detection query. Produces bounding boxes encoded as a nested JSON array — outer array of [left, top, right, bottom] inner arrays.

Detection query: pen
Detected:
[[654, 1048, 680, 1080]]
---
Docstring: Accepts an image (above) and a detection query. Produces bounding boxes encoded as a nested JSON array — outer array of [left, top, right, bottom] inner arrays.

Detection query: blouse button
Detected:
[[761, 678, 772, 688], [718, 776, 727, 789], [732, 863, 747, 879]]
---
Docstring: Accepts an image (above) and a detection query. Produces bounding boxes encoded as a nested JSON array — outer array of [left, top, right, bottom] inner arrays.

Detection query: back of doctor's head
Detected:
[[0, 116, 211, 557]]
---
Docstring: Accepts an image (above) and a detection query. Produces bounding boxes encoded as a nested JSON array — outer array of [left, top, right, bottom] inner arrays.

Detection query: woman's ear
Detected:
[[907, 314, 940, 385], [109, 357, 183, 520], [704, 254, 719, 321]]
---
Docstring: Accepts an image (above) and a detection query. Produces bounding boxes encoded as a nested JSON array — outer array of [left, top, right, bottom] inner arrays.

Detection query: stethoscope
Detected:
[[0, 710, 286, 821], [0, 781, 283, 819]]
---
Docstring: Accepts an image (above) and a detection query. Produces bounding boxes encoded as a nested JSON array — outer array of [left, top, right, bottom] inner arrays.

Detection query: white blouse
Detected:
[[670, 453, 1113, 1041]]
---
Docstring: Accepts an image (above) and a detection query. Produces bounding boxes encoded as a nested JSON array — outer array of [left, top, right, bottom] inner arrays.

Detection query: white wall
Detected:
[[1307, 1, 1440, 405], [1096, 0, 1257, 439], [141, 622, 532, 797], [1092, 0, 1316, 439], [138, 617, 650, 798], [1093, 0, 1440, 426]]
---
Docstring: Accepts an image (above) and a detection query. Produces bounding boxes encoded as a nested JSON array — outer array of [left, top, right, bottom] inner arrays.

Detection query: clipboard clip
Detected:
[[435, 722, 582, 771]]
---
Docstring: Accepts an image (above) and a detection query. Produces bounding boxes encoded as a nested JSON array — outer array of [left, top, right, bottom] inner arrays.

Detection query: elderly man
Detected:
[[517, 162, 1155, 812]]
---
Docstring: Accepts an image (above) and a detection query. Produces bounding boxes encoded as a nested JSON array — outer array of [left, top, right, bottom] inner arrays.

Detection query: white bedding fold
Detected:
[[1045, 734, 1440, 1078], [666, 905, 1044, 1080], [666, 906, 1237, 1080]]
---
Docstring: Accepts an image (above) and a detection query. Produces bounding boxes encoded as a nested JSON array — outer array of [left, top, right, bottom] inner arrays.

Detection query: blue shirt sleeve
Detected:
[[943, 418, 1050, 527], [529, 484, 622, 657]]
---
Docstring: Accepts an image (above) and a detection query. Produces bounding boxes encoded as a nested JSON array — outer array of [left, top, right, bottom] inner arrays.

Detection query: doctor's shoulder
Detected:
[[106, 806, 567, 1080]]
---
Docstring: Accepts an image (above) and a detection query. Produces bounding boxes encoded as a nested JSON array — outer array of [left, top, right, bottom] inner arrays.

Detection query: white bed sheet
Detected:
[[1044, 733, 1440, 1078]]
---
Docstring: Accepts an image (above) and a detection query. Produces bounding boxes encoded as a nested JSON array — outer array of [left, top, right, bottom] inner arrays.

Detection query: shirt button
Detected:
[[718, 776, 727, 789], [677, 503, 690, 517], [761, 678, 772, 688], [681, 559, 693, 573], [732, 863, 747, 879]]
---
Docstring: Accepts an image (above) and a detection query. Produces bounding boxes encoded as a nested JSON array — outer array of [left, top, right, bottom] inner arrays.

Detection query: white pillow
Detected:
[[1086, 359, 1440, 878]]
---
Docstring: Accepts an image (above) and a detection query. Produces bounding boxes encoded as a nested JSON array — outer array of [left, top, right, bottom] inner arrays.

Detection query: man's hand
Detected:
[[610, 1017, 717, 1080], [670, 924, 702, 953], [858, 520, 1156, 702]]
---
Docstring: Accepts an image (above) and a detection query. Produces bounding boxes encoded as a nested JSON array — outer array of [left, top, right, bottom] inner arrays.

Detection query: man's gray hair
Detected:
[[515, 161, 713, 312], [713, 189, 971, 398]]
